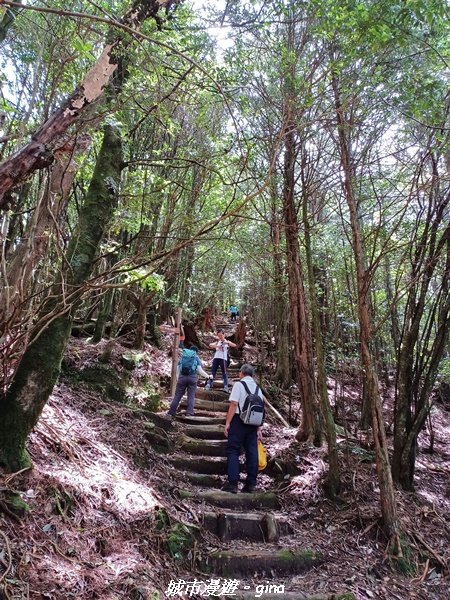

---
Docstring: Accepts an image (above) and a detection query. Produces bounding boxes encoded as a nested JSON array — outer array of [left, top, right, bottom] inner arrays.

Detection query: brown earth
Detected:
[[0, 334, 449, 600]]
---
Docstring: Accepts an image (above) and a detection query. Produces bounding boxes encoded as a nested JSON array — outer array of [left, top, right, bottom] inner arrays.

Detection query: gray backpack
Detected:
[[239, 381, 265, 426]]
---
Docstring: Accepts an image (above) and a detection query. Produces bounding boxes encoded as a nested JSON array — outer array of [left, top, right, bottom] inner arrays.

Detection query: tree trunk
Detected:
[[332, 73, 400, 549], [0, 134, 91, 381], [283, 124, 321, 445], [0, 124, 122, 472], [134, 294, 149, 350], [92, 288, 115, 344], [0, 4, 20, 44], [183, 320, 202, 348], [0, 0, 179, 210], [269, 186, 291, 388], [233, 318, 247, 350], [393, 168, 450, 489], [302, 185, 340, 498], [147, 310, 162, 348]]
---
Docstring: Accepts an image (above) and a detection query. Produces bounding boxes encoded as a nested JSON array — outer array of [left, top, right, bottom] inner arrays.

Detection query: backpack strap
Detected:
[[240, 380, 250, 394], [240, 381, 260, 395], [238, 380, 260, 415]]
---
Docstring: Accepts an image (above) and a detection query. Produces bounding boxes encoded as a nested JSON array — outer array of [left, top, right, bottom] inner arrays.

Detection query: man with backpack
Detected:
[[168, 346, 211, 417], [222, 363, 265, 493]]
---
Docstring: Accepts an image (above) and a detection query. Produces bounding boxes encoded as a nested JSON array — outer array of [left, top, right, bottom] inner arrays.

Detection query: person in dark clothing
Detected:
[[222, 363, 263, 493], [229, 304, 238, 321]]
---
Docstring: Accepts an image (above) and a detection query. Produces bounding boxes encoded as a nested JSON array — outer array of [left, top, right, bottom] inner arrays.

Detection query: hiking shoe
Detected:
[[221, 482, 238, 494], [241, 484, 256, 493]]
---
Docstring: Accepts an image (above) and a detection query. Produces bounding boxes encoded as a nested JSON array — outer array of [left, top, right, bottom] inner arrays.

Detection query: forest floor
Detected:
[[0, 333, 449, 600]]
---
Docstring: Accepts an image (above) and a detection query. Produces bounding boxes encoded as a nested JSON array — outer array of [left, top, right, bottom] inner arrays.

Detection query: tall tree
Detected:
[[0, 0, 181, 210], [0, 123, 123, 471]]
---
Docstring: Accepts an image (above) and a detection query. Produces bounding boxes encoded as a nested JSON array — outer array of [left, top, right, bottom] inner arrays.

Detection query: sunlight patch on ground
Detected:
[[33, 398, 157, 521], [37, 544, 147, 594]]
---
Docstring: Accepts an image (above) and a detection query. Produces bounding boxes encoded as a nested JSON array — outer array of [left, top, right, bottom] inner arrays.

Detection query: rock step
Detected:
[[181, 397, 229, 412], [184, 473, 222, 487], [203, 510, 292, 542], [178, 489, 280, 509], [175, 415, 226, 426], [195, 389, 230, 402], [184, 409, 228, 419], [201, 548, 321, 577], [206, 380, 238, 389], [181, 424, 225, 440], [170, 455, 227, 475], [180, 435, 227, 456]]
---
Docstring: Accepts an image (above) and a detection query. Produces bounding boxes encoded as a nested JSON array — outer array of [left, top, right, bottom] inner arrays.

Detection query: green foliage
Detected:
[[154, 509, 195, 560], [438, 357, 450, 384], [123, 269, 165, 294]]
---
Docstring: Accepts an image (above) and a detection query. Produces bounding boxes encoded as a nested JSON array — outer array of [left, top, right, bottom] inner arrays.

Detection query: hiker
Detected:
[[223, 363, 264, 493], [229, 304, 238, 322], [206, 329, 237, 393], [168, 346, 211, 417]]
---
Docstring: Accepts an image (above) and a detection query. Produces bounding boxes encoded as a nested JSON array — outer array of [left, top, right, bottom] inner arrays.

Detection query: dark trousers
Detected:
[[226, 415, 258, 486], [211, 357, 228, 388], [168, 374, 197, 416]]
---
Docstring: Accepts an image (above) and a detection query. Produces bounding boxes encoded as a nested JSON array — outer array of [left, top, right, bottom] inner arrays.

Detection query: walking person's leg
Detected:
[[185, 375, 198, 416], [168, 376, 188, 416], [242, 426, 258, 492], [206, 359, 218, 389], [224, 416, 243, 493], [221, 359, 228, 392]]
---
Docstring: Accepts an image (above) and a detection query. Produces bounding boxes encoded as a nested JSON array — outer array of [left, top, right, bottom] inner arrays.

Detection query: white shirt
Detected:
[[213, 340, 229, 361], [229, 376, 264, 412]]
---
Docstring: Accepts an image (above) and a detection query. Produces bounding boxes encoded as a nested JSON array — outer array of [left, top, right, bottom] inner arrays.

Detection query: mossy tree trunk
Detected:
[[92, 288, 115, 343], [0, 125, 123, 472], [302, 180, 341, 498]]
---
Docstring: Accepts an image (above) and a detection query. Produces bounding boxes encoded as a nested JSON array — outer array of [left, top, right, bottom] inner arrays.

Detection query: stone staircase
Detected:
[[144, 323, 353, 599], [146, 361, 322, 591]]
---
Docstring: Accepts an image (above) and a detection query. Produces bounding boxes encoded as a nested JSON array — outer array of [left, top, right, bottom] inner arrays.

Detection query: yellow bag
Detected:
[[258, 440, 267, 471]]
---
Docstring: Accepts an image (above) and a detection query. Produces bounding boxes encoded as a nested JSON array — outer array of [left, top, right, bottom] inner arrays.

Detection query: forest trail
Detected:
[[148, 320, 336, 599]]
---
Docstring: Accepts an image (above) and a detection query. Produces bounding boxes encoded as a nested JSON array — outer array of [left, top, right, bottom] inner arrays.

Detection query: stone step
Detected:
[[202, 510, 292, 542], [175, 415, 226, 426], [207, 380, 237, 390], [181, 397, 229, 412], [182, 424, 225, 440], [184, 473, 222, 487], [178, 489, 280, 509], [185, 409, 228, 418], [180, 435, 227, 456], [195, 389, 230, 402], [169, 455, 227, 475], [201, 548, 321, 577]]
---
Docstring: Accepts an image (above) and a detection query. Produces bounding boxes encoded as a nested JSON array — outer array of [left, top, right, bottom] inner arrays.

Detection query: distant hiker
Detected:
[[206, 329, 237, 393], [222, 363, 265, 493], [168, 346, 210, 417], [229, 304, 238, 322]]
